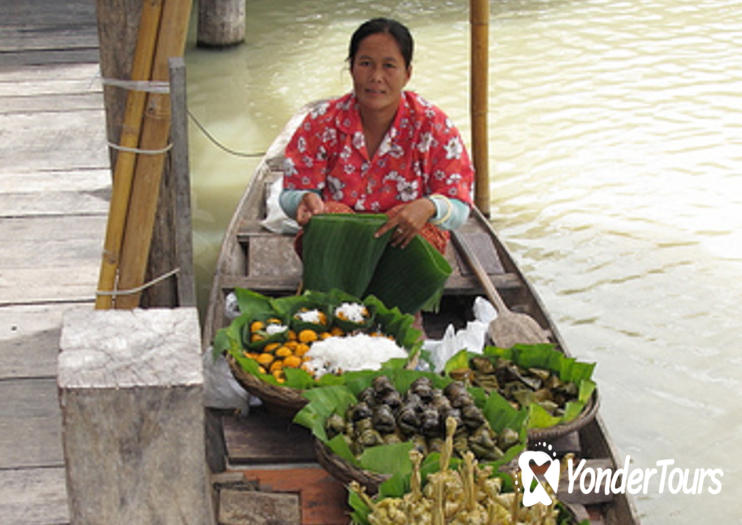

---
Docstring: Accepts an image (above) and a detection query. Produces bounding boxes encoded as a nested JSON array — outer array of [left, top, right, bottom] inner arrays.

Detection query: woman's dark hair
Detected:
[[348, 18, 414, 69]]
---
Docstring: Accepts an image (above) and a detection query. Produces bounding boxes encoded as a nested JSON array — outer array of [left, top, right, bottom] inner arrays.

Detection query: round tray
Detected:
[[314, 439, 389, 494], [527, 389, 600, 443], [227, 354, 308, 416]]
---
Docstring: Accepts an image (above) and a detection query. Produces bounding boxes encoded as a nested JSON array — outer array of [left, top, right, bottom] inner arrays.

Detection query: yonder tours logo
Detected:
[[517, 442, 724, 507]]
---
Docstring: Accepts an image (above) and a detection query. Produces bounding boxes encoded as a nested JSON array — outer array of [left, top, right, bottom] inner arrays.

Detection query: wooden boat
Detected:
[[203, 101, 641, 525]]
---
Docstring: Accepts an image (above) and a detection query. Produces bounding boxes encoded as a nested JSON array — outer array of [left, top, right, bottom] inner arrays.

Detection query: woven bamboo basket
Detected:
[[527, 389, 600, 443], [314, 439, 389, 494], [227, 354, 308, 416], [227, 345, 420, 416]]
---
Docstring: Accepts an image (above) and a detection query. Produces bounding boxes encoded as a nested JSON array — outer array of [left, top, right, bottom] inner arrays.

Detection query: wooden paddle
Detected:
[[451, 230, 548, 348]]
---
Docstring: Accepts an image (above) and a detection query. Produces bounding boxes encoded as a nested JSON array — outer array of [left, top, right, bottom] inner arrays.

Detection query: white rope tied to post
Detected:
[[108, 142, 174, 155], [96, 267, 180, 297], [101, 77, 171, 94]]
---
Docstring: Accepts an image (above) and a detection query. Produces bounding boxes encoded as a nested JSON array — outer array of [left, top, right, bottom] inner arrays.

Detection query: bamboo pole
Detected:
[[95, 0, 164, 309], [470, 0, 491, 217], [115, 0, 192, 309]]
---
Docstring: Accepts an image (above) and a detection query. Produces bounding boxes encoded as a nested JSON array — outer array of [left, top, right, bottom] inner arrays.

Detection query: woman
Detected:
[[280, 17, 474, 255]]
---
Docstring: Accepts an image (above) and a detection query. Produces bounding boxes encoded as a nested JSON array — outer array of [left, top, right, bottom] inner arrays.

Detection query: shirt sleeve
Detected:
[[420, 102, 475, 206], [282, 102, 334, 193], [279, 188, 322, 219], [426, 194, 470, 230]]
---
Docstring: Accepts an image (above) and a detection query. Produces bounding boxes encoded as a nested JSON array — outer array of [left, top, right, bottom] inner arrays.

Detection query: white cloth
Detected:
[[260, 177, 300, 234], [423, 296, 497, 373]]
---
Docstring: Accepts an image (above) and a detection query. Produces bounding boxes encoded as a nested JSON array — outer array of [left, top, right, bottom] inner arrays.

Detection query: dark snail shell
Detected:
[[350, 401, 373, 422], [468, 426, 499, 460], [439, 407, 463, 431], [444, 381, 473, 408], [357, 428, 383, 448], [358, 387, 376, 407], [409, 379, 434, 402], [397, 404, 421, 435], [443, 380, 467, 399], [354, 417, 373, 434], [372, 404, 396, 434], [497, 427, 520, 450], [420, 407, 441, 437], [430, 391, 452, 413], [379, 390, 402, 411], [372, 375, 396, 398], [403, 391, 422, 407], [461, 404, 486, 429], [324, 413, 345, 439]]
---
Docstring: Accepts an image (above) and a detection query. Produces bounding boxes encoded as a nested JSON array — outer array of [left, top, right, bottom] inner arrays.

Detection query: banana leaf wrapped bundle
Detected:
[[444, 344, 597, 431], [302, 214, 452, 314]]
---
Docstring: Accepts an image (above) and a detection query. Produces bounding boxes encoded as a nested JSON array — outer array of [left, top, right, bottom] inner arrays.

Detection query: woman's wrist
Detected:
[[426, 194, 469, 230]]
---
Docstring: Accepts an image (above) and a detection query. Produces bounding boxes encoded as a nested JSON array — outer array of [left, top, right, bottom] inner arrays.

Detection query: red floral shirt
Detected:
[[283, 91, 474, 213]]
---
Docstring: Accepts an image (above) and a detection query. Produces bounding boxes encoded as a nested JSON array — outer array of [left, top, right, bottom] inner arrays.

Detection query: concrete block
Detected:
[[218, 489, 300, 525], [58, 307, 213, 525]]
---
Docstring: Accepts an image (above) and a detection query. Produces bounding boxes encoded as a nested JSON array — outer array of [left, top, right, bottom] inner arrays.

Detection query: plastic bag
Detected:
[[202, 348, 250, 414], [422, 297, 497, 373], [260, 177, 300, 234]]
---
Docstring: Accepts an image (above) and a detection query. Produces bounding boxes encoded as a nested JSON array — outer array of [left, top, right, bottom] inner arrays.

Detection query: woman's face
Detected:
[[351, 32, 411, 116]]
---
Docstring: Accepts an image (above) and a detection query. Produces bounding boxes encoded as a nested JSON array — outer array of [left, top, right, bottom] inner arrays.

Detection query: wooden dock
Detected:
[[1, 2, 107, 523]]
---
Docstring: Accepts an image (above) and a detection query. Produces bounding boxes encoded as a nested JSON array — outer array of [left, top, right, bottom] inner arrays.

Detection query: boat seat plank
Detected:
[[245, 234, 302, 280], [447, 230, 505, 276], [236, 220, 520, 296], [220, 271, 522, 298], [223, 409, 316, 465]]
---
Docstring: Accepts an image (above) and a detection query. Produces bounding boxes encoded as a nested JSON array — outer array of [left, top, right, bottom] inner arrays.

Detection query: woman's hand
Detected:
[[296, 192, 326, 226], [375, 198, 436, 248]]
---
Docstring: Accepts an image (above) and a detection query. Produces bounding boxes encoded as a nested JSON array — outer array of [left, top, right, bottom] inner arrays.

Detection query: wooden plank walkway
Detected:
[[0, 2, 108, 523]]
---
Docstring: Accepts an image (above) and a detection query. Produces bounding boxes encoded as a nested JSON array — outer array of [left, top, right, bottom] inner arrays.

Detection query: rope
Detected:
[[101, 77, 171, 94], [99, 74, 266, 159], [108, 142, 174, 155], [96, 268, 180, 297], [187, 109, 266, 158]]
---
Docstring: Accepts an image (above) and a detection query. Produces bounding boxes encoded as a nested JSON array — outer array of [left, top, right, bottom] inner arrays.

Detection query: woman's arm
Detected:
[[427, 194, 470, 230], [279, 188, 325, 226]]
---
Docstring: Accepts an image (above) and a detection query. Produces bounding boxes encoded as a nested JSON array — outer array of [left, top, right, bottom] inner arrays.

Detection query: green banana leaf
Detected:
[[300, 214, 452, 314], [445, 344, 597, 429], [302, 214, 391, 298], [213, 288, 421, 390], [292, 366, 527, 479], [365, 234, 452, 313]]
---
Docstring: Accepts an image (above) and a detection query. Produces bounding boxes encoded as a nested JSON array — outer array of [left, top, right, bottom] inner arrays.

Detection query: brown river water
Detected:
[[184, 1, 742, 522]]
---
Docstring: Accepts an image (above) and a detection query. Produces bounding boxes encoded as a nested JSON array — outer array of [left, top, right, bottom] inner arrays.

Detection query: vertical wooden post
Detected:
[[115, 0, 192, 309], [197, 0, 245, 47], [169, 57, 197, 307], [470, 0, 491, 217], [95, 0, 163, 309]]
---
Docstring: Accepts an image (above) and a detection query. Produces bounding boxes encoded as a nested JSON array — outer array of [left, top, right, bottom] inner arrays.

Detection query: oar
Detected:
[[451, 230, 548, 348]]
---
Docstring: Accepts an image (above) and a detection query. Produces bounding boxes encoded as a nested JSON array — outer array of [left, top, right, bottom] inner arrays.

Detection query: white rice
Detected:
[[265, 324, 288, 335], [304, 333, 407, 377], [335, 302, 367, 323], [296, 309, 322, 324]]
